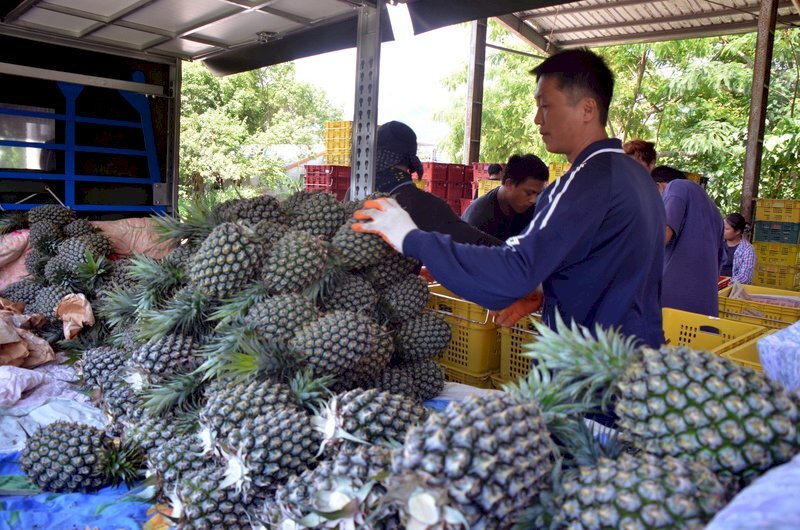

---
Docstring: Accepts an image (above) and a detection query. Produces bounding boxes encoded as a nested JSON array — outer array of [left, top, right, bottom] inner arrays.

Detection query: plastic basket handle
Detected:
[[429, 292, 491, 325], [698, 325, 722, 335]]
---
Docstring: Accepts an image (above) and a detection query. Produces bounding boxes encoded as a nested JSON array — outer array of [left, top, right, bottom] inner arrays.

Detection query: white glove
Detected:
[[352, 198, 418, 252]]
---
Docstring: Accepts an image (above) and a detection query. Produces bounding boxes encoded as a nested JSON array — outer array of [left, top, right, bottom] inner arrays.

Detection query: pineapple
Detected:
[[315, 388, 427, 452], [331, 218, 393, 270], [287, 190, 345, 239], [128, 333, 200, 385], [100, 258, 136, 292], [389, 393, 555, 529], [123, 413, 182, 454], [219, 194, 284, 225], [27, 204, 72, 225], [290, 310, 385, 379], [551, 452, 729, 530], [0, 210, 28, 234], [361, 252, 421, 292], [62, 218, 96, 237], [321, 273, 378, 314], [1, 278, 41, 308], [372, 361, 445, 402], [189, 222, 263, 299], [79, 346, 128, 390], [253, 219, 290, 251], [24, 248, 48, 279], [20, 421, 141, 493], [378, 274, 429, 323], [28, 221, 63, 254], [148, 432, 211, 492], [102, 378, 146, 426], [393, 310, 451, 362], [526, 318, 800, 485], [80, 232, 112, 257], [32, 285, 70, 319], [262, 230, 328, 295], [246, 293, 319, 343]]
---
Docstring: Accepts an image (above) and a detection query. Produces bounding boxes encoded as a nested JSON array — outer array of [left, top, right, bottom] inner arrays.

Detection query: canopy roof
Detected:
[[1, 1, 797, 74]]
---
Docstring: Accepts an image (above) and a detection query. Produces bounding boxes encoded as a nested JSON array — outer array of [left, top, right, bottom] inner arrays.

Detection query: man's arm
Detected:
[[663, 190, 686, 246], [665, 226, 675, 244]]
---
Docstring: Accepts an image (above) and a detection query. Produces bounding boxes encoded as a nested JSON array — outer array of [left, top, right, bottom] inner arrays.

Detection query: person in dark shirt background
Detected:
[[487, 163, 504, 180], [462, 154, 549, 241]]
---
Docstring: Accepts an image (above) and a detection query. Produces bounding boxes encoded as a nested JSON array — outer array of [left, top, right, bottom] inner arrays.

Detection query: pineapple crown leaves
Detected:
[[58, 322, 110, 357], [135, 288, 212, 342], [288, 368, 335, 412], [97, 287, 138, 330], [152, 197, 220, 246], [72, 249, 112, 294], [142, 372, 203, 416], [103, 437, 145, 488], [126, 254, 185, 293], [526, 312, 640, 409], [208, 282, 271, 325], [294, 477, 385, 529], [0, 211, 29, 234]]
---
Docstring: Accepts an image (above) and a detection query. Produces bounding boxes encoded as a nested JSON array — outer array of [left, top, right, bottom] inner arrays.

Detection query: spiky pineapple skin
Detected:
[[189, 222, 261, 299], [28, 221, 63, 253], [123, 414, 181, 454], [554, 452, 729, 530], [62, 218, 96, 237], [24, 248, 48, 278], [391, 393, 554, 529], [174, 465, 260, 530], [288, 190, 345, 239], [322, 273, 378, 314], [1, 278, 41, 307], [148, 433, 210, 491], [80, 346, 128, 390], [401, 360, 445, 401], [28, 205, 72, 226], [393, 310, 451, 362], [379, 274, 429, 323], [20, 421, 110, 492], [80, 232, 112, 257], [262, 230, 327, 294], [361, 252, 420, 291], [32, 285, 69, 318], [616, 347, 799, 483], [332, 218, 392, 270], [246, 293, 319, 343], [218, 194, 284, 226], [129, 334, 199, 383]]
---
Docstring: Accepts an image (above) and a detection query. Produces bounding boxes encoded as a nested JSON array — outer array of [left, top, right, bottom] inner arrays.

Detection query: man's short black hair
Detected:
[[651, 165, 687, 183], [502, 154, 549, 185], [531, 49, 614, 126], [487, 163, 503, 176]]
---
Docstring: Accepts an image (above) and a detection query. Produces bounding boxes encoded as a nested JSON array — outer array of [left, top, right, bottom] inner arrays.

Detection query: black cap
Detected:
[[376, 121, 424, 177]]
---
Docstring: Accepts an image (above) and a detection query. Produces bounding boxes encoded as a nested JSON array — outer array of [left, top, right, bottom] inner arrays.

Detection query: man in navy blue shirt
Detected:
[[354, 49, 665, 347]]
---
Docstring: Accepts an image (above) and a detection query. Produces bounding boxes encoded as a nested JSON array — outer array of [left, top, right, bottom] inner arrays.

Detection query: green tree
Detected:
[[438, 23, 800, 213], [179, 61, 341, 196]]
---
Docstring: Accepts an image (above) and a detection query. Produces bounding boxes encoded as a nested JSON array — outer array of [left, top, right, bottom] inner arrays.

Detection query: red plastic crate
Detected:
[[464, 167, 473, 183], [447, 164, 466, 183], [447, 199, 461, 214], [447, 181, 465, 201], [304, 165, 350, 187], [472, 162, 502, 181], [460, 198, 473, 215], [422, 162, 449, 181], [427, 179, 447, 198]]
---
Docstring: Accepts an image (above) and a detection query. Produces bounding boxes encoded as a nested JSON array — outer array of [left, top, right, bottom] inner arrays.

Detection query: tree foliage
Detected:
[[179, 61, 341, 195], [438, 23, 800, 213]]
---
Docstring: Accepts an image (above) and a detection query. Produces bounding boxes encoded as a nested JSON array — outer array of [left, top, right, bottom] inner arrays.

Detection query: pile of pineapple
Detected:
[[5, 194, 800, 529]]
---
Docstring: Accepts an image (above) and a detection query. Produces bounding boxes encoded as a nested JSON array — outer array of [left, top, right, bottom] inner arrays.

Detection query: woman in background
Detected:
[[721, 212, 756, 284]]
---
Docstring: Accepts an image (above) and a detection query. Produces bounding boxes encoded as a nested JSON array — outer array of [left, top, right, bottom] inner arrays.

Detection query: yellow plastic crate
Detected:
[[720, 331, 775, 373], [498, 315, 540, 381], [427, 284, 499, 373], [324, 120, 353, 132], [662, 308, 766, 354], [756, 199, 800, 223], [324, 152, 351, 166], [325, 138, 350, 151], [548, 162, 571, 184], [438, 363, 496, 389], [476, 179, 501, 197], [491, 373, 509, 390], [753, 264, 800, 290], [754, 242, 800, 266], [718, 284, 800, 329]]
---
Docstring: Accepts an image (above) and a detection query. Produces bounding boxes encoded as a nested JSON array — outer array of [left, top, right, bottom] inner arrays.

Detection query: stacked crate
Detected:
[[548, 161, 571, 184], [471, 162, 502, 199], [752, 199, 800, 290], [324, 121, 352, 166], [421, 162, 474, 215], [304, 165, 350, 201]]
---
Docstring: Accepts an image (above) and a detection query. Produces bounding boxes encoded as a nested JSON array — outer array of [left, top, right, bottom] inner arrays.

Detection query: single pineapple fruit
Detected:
[[80, 232, 112, 257], [27, 204, 73, 226], [290, 310, 384, 378], [246, 293, 319, 343], [213, 197, 245, 223], [28, 221, 63, 254], [331, 218, 393, 270], [171, 464, 261, 530], [262, 230, 328, 294], [221, 194, 285, 225], [129, 334, 200, 385], [148, 432, 211, 492], [189, 222, 262, 299], [393, 310, 451, 362], [62, 218, 96, 237], [32, 285, 70, 319], [552, 452, 729, 530], [123, 413, 182, 454], [287, 190, 345, 239], [315, 388, 427, 452], [43, 255, 74, 285], [55, 236, 94, 264], [102, 378, 146, 426], [20, 421, 141, 493], [371, 360, 445, 402], [361, 252, 421, 292], [100, 258, 136, 292], [223, 405, 321, 488], [253, 220, 290, 251], [164, 243, 195, 271], [526, 318, 800, 485], [281, 190, 311, 213], [24, 248, 48, 279], [79, 346, 129, 391], [321, 273, 378, 314], [389, 393, 555, 529], [378, 274, 429, 323], [1, 278, 41, 308]]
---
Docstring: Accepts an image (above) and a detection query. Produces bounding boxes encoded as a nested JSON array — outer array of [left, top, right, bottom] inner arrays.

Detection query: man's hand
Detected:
[[353, 198, 418, 252], [494, 288, 544, 327]]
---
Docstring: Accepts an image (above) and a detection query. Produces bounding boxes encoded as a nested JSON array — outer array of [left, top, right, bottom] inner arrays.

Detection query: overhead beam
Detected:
[[464, 19, 487, 165], [741, 0, 779, 222], [495, 13, 558, 55], [522, 0, 657, 18]]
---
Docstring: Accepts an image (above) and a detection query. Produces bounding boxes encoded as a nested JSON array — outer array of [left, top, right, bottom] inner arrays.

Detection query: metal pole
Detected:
[[741, 0, 778, 222], [350, 1, 383, 200], [463, 19, 487, 165]]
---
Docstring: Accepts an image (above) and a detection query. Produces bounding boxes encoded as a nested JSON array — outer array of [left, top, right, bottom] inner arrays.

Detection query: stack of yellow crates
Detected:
[[324, 120, 352, 166], [752, 199, 800, 291], [548, 161, 571, 185]]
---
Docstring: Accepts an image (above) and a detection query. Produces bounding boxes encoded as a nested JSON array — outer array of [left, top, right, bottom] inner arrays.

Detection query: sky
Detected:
[[293, 23, 472, 156]]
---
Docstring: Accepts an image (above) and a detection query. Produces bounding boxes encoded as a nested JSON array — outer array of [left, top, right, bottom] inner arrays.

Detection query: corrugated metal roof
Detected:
[[515, 0, 800, 51], [0, 1, 797, 71]]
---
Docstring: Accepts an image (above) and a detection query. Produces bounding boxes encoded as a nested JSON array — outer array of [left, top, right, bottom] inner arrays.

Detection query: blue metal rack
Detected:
[[0, 72, 166, 215]]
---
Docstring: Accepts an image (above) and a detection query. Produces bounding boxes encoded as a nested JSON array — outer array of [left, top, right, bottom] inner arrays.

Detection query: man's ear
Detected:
[[582, 97, 598, 124]]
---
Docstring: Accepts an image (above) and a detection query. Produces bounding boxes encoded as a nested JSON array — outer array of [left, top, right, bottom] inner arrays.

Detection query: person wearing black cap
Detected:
[[462, 153, 549, 241], [374, 121, 502, 247]]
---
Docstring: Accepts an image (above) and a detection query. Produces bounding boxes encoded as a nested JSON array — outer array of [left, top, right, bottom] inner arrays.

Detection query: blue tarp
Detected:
[[0, 451, 152, 530]]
